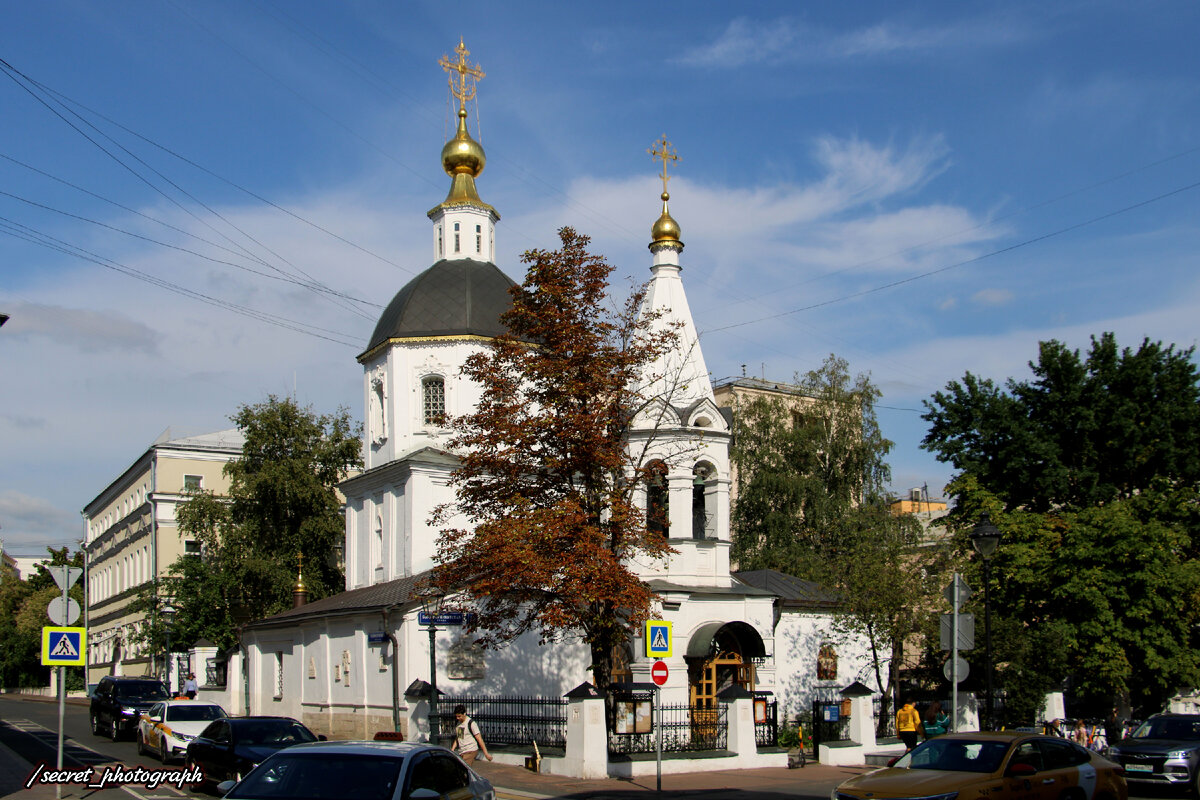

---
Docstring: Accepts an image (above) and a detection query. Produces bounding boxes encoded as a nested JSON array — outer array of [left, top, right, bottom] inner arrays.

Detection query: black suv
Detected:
[[1107, 713, 1200, 792], [90, 676, 169, 741]]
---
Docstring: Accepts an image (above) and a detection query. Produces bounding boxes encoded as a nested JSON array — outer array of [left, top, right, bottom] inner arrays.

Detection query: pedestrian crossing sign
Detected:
[[644, 620, 672, 658], [42, 626, 86, 666]]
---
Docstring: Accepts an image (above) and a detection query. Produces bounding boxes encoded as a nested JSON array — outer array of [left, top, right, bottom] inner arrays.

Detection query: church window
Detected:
[[422, 376, 446, 426], [475, 224, 482, 253], [437, 225, 443, 258], [184, 474, 202, 491], [692, 462, 716, 539], [185, 539, 201, 557], [646, 460, 669, 537], [275, 652, 284, 698], [373, 510, 384, 581], [453, 222, 460, 253]]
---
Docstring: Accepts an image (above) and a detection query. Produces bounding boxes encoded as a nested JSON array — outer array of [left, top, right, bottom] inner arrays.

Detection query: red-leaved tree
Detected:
[[433, 227, 680, 690]]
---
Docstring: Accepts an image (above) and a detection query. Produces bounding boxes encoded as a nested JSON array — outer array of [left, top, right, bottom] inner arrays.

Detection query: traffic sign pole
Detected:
[[951, 574, 959, 733]]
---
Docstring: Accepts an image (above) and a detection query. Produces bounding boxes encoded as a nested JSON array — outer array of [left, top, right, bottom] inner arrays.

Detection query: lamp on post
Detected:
[[419, 588, 446, 745], [970, 513, 1001, 730], [161, 602, 177, 695]]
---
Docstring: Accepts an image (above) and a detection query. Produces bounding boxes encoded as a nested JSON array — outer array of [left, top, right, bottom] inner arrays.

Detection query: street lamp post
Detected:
[[162, 603, 176, 695], [419, 589, 446, 745], [970, 514, 1001, 730]]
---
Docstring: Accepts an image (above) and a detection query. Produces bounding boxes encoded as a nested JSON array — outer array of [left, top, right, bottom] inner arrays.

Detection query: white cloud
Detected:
[[971, 288, 1014, 306], [0, 490, 77, 548], [4, 302, 159, 354], [675, 16, 1031, 68]]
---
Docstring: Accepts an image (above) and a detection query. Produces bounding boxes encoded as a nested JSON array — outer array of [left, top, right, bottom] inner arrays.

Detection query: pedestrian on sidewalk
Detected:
[[897, 699, 921, 752], [453, 705, 492, 764], [184, 673, 198, 699]]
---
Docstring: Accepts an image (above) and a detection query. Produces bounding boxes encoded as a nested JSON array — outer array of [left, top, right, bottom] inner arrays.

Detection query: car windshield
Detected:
[[228, 753, 403, 800], [167, 704, 227, 722], [237, 721, 318, 746], [1133, 718, 1200, 740], [115, 683, 168, 701], [896, 738, 1011, 773]]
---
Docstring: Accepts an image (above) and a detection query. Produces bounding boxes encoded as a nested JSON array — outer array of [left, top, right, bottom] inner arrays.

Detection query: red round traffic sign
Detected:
[[651, 660, 668, 686]]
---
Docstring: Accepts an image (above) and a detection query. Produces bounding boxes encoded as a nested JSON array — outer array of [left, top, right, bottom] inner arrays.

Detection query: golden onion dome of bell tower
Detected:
[[647, 135, 684, 252], [429, 38, 496, 216], [442, 107, 486, 179]]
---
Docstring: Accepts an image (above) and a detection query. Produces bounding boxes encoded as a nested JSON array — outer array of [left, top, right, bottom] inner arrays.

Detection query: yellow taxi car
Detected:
[[137, 699, 228, 763], [834, 731, 1127, 800]]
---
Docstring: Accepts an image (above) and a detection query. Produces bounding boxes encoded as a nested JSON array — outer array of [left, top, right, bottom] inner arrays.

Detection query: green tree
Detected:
[[730, 354, 932, 726], [144, 396, 362, 651], [0, 547, 86, 690], [923, 333, 1200, 512], [433, 227, 678, 691]]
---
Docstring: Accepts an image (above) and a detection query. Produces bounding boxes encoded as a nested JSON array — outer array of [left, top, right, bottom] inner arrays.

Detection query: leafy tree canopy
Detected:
[[922, 333, 1200, 511], [148, 396, 361, 651], [0, 547, 85, 689], [434, 227, 678, 690]]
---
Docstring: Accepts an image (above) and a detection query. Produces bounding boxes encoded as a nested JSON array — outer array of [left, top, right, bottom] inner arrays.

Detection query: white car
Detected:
[[137, 700, 228, 763]]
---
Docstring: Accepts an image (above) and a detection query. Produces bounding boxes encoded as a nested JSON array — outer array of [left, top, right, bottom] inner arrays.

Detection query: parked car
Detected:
[[90, 676, 169, 742], [217, 741, 495, 800], [1106, 713, 1200, 792], [185, 716, 321, 786], [136, 700, 228, 763], [833, 731, 1127, 800]]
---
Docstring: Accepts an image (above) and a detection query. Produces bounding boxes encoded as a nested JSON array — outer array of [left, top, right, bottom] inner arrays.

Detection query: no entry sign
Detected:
[[651, 659, 668, 686]]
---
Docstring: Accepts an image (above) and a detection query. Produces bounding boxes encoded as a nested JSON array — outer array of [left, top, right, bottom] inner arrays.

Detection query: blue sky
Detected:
[[3, 1, 1199, 554]]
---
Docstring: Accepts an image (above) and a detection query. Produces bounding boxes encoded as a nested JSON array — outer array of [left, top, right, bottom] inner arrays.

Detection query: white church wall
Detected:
[[772, 611, 881, 721]]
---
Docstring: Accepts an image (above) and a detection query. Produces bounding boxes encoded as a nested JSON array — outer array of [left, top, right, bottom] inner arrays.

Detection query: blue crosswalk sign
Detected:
[[42, 627, 86, 666], [645, 620, 672, 658]]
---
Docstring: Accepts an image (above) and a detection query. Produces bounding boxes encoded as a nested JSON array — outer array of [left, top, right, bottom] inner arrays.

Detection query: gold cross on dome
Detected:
[[296, 552, 303, 575], [648, 134, 680, 195], [438, 38, 485, 111]]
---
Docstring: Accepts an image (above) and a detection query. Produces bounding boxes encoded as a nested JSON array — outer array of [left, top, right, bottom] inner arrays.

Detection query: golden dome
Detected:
[[650, 191, 684, 251], [442, 107, 485, 178]]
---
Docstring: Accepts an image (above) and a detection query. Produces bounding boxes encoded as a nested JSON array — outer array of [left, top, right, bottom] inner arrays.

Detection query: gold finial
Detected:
[[648, 134, 680, 199], [648, 134, 683, 251], [438, 37, 485, 113], [294, 552, 306, 592]]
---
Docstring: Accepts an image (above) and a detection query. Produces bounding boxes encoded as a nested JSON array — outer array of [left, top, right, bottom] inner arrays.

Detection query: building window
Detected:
[[453, 222, 460, 253], [646, 460, 669, 537], [437, 225, 443, 258], [692, 463, 716, 539], [275, 652, 284, 699], [184, 540, 201, 557], [183, 475, 202, 492], [422, 376, 446, 426], [475, 224, 482, 253]]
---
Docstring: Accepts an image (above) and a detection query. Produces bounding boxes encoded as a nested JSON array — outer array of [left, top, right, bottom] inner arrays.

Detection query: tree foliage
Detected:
[[152, 396, 362, 651], [923, 333, 1200, 511], [0, 547, 85, 689], [433, 227, 678, 690], [923, 333, 1200, 714], [730, 355, 931, 718]]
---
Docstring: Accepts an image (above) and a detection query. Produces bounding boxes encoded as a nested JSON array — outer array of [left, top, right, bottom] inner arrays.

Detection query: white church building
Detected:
[[222, 43, 882, 775]]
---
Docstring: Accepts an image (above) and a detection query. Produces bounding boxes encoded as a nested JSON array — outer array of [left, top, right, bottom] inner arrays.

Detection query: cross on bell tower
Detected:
[[438, 37, 485, 113]]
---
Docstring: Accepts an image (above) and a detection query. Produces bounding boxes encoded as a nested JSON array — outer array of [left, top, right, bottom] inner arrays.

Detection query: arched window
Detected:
[[817, 644, 838, 681], [646, 460, 669, 537], [692, 463, 716, 539], [422, 376, 446, 426]]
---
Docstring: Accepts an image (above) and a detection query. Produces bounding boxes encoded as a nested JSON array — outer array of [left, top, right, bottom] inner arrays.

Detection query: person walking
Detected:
[[923, 701, 949, 739], [452, 705, 492, 764], [1071, 719, 1089, 745], [184, 673, 198, 700], [897, 699, 921, 751]]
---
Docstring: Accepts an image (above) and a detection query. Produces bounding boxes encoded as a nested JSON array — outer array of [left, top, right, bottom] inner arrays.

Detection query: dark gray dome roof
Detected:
[[365, 258, 515, 352]]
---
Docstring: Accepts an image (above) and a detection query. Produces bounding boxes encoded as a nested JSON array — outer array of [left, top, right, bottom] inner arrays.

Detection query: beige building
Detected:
[[82, 428, 244, 685]]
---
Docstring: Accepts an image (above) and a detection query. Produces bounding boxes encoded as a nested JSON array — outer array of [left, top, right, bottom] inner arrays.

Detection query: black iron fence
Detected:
[[754, 694, 778, 747], [608, 696, 729, 754], [811, 699, 850, 750], [439, 695, 568, 749]]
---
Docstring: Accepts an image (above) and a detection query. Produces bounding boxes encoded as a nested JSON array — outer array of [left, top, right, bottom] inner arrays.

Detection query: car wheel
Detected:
[[90, 715, 101, 737], [186, 758, 206, 791], [136, 731, 145, 756], [160, 738, 170, 764], [110, 718, 121, 742]]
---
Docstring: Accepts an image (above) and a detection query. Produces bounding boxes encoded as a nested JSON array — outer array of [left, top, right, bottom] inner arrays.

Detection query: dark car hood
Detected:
[[1116, 738, 1200, 754], [234, 744, 293, 764]]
